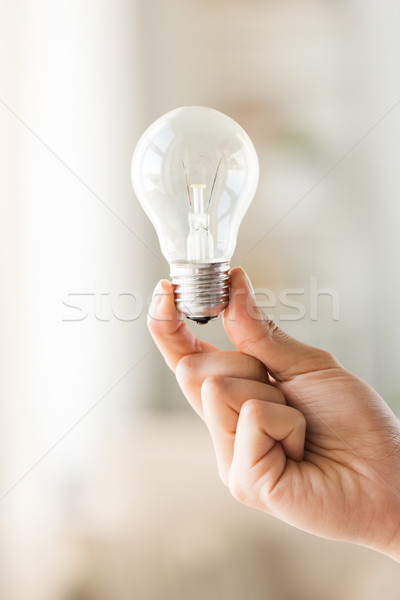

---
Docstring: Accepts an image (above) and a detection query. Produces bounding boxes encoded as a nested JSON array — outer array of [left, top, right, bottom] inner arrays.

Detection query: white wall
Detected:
[[0, 2, 159, 598], [1, 1, 400, 598]]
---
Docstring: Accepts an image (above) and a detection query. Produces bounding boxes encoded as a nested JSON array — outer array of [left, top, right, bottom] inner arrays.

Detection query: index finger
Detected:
[[147, 279, 218, 371]]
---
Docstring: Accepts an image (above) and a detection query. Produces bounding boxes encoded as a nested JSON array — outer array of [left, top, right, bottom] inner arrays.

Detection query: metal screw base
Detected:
[[170, 261, 230, 324]]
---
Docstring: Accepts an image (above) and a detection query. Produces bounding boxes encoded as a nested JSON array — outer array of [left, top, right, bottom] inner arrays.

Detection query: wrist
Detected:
[[371, 504, 400, 563], [382, 523, 400, 563]]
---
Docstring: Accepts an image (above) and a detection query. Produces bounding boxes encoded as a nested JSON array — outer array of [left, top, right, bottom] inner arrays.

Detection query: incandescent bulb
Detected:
[[132, 106, 259, 323]]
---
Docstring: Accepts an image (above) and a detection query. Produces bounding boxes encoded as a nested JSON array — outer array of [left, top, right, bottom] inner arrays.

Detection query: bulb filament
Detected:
[[187, 184, 214, 261], [183, 159, 221, 262]]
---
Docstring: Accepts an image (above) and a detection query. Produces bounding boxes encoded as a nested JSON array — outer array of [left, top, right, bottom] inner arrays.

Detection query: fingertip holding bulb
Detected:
[[160, 279, 173, 293]]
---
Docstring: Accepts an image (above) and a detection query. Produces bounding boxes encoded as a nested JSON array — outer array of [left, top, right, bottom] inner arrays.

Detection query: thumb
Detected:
[[223, 267, 337, 381]]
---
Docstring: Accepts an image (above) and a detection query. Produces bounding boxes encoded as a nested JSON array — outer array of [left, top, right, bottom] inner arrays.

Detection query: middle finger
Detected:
[[176, 351, 269, 417]]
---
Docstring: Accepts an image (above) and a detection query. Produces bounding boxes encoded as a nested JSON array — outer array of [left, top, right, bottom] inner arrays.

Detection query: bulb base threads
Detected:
[[170, 261, 230, 324]]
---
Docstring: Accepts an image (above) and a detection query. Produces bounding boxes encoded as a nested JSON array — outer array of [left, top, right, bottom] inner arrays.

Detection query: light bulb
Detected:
[[132, 106, 259, 323]]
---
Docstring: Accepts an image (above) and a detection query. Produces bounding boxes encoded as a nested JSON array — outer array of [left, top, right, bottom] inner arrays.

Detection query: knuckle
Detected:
[[217, 466, 229, 488], [236, 326, 267, 354], [201, 376, 228, 418], [270, 387, 286, 405], [297, 413, 307, 435], [313, 348, 338, 368], [296, 409, 307, 429], [289, 406, 306, 431], [228, 472, 249, 504], [240, 398, 263, 420], [201, 375, 226, 398], [175, 354, 196, 385]]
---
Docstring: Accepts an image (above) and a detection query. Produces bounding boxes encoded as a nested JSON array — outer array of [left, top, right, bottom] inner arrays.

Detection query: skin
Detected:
[[148, 267, 400, 562]]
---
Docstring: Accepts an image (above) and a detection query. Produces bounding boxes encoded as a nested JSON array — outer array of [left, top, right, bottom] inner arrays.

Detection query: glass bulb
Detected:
[[132, 106, 259, 323]]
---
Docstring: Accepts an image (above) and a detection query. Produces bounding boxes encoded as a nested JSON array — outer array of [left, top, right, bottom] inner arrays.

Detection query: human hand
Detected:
[[148, 268, 400, 562]]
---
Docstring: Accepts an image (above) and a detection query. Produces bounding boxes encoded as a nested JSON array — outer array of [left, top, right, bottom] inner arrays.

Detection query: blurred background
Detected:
[[1, 0, 400, 598]]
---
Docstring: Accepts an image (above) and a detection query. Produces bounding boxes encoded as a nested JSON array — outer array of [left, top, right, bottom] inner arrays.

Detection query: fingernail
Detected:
[[243, 269, 255, 297], [160, 279, 172, 293], [152, 280, 164, 306], [242, 269, 264, 320], [152, 279, 173, 306]]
